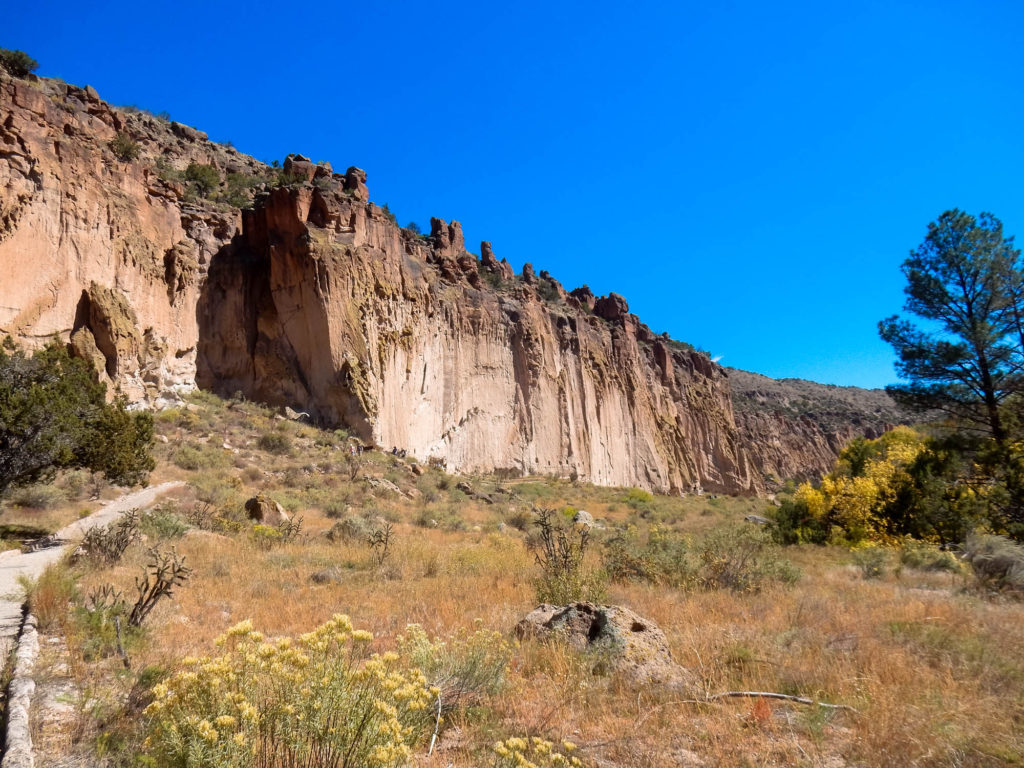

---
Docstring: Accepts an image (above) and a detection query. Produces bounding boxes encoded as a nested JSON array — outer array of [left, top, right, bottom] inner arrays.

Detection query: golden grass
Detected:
[[35, 392, 1024, 767]]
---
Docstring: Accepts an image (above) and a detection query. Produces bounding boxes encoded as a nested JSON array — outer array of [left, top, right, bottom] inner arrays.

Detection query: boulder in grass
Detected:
[[514, 602, 696, 691], [244, 494, 289, 526]]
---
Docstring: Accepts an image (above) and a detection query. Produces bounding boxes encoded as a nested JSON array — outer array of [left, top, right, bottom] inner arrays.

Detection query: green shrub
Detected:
[[602, 525, 692, 587], [184, 163, 220, 197], [504, 508, 533, 531], [851, 543, 888, 579], [0, 49, 38, 78], [962, 534, 1024, 593], [325, 514, 372, 543], [252, 524, 284, 549], [899, 538, 963, 573], [142, 616, 434, 767], [7, 482, 65, 509], [694, 524, 799, 592], [0, 339, 154, 494], [220, 172, 258, 208], [529, 507, 606, 604], [770, 496, 829, 545], [623, 487, 653, 511], [109, 132, 140, 161], [141, 504, 189, 540], [397, 623, 511, 709], [172, 444, 228, 471], [257, 431, 292, 455]]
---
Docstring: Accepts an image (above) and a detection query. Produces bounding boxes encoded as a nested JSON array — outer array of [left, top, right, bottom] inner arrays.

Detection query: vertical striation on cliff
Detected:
[[195, 182, 758, 492], [0, 72, 901, 492]]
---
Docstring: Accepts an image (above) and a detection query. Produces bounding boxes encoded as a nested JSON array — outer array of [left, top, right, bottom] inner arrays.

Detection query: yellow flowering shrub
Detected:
[[492, 736, 584, 767], [776, 428, 927, 545], [143, 615, 434, 767]]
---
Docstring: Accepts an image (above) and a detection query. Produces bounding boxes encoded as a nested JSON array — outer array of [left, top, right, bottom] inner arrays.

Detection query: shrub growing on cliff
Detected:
[[185, 162, 220, 197], [0, 338, 154, 494], [0, 49, 38, 78], [109, 132, 140, 162]]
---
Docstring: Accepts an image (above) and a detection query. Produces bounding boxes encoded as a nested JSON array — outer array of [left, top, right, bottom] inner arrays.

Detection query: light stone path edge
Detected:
[[0, 481, 185, 766]]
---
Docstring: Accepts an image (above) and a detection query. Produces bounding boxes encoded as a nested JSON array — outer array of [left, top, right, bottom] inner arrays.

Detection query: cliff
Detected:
[[728, 369, 905, 484], [0, 72, 900, 493]]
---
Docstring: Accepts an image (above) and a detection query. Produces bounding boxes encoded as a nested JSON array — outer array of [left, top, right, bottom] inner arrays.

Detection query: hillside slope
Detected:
[[728, 369, 905, 484]]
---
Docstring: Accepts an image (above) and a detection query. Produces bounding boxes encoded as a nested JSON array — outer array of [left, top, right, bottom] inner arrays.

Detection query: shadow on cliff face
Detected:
[[194, 218, 372, 441], [195, 235, 259, 398], [195, 235, 314, 414]]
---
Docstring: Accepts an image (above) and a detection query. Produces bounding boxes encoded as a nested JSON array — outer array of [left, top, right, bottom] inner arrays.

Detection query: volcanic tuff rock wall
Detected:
[[0, 72, 900, 492]]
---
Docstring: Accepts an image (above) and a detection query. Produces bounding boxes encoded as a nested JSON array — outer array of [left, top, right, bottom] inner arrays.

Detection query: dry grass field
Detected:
[[22, 392, 1024, 767]]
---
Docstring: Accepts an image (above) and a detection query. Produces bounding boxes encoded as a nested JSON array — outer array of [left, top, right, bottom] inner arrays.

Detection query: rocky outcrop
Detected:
[[0, 72, 900, 492], [193, 179, 762, 492], [0, 74, 246, 406], [728, 368, 905, 487], [515, 602, 695, 690], [244, 495, 290, 526]]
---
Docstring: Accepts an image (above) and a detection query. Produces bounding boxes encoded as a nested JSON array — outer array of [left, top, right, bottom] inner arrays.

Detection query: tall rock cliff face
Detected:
[[0, 74, 248, 404], [0, 73, 900, 492], [196, 185, 756, 492]]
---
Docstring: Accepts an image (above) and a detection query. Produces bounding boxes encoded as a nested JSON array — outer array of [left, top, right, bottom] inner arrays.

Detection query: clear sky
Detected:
[[6, 1, 1023, 388]]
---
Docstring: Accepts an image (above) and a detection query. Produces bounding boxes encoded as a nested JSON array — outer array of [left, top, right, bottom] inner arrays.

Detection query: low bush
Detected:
[[962, 533, 1024, 593], [694, 524, 799, 592], [492, 737, 583, 768], [529, 507, 606, 604], [604, 523, 797, 593], [326, 513, 373, 543], [172, 444, 229, 472], [505, 507, 533, 531], [851, 543, 888, 579], [141, 503, 189, 539], [623, 488, 653, 511], [142, 616, 435, 768], [603, 525, 691, 587], [899, 538, 962, 573], [257, 430, 292, 455], [397, 623, 511, 710], [109, 132, 140, 161], [7, 482, 65, 509]]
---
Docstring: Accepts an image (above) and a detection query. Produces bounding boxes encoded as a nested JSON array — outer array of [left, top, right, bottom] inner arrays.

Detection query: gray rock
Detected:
[[514, 602, 696, 692]]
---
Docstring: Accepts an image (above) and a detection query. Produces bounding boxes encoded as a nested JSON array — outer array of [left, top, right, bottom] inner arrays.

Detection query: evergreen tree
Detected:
[[0, 338, 154, 493], [879, 210, 1023, 445]]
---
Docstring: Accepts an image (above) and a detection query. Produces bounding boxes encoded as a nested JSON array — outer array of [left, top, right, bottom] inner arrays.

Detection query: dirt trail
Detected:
[[0, 482, 185, 658]]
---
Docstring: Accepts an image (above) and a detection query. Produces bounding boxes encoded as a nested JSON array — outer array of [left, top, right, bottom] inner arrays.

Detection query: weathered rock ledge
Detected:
[[0, 72, 901, 492]]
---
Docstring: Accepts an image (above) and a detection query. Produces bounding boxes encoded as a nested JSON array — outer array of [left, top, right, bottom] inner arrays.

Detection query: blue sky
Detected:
[[6, 0, 1023, 388]]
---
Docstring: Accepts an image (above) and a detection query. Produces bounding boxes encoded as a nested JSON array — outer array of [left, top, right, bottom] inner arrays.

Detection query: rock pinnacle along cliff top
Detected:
[[0, 71, 902, 493]]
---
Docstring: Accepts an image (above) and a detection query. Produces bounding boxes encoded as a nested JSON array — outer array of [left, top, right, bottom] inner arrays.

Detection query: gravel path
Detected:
[[0, 482, 185, 659]]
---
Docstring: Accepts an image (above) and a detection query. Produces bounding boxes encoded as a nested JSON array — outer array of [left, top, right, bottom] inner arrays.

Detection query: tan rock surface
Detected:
[[0, 72, 902, 493]]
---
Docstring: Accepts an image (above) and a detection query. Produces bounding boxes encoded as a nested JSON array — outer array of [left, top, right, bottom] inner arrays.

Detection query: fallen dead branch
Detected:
[[697, 691, 858, 712]]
